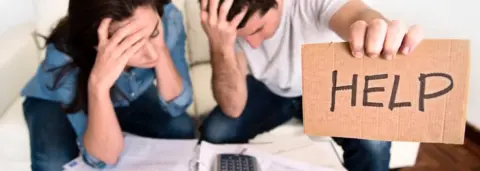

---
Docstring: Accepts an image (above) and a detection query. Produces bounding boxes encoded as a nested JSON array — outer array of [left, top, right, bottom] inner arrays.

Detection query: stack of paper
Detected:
[[63, 134, 198, 171], [63, 134, 337, 171]]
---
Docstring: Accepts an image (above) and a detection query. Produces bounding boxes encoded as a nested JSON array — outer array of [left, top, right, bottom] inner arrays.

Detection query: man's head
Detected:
[[215, 0, 283, 48]]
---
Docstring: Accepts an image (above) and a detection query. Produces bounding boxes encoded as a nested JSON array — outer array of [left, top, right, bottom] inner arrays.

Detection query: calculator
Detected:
[[214, 153, 260, 171]]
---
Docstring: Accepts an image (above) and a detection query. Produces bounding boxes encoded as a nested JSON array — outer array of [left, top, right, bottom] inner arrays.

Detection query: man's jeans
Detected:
[[23, 86, 196, 171], [200, 76, 391, 171]]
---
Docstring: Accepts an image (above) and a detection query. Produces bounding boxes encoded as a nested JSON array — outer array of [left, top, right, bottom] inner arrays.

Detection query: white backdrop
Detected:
[[367, 0, 479, 128], [0, 0, 35, 36]]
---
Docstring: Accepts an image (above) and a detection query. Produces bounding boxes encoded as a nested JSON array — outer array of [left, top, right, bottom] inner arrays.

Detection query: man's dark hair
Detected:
[[204, 0, 278, 28]]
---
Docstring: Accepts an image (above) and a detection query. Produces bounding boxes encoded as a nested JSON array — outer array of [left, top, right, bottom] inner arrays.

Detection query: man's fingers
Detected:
[[366, 19, 388, 58], [200, 0, 208, 11], [230, 7, 247, 28], [349, 20, 367, 58], [97, 18, 112, 46], [219, 0, 233, 22], [201, 10, 209, 25], [400, 25, 423, 55], [200, 0, 209, 25], [208, 0, 219, 25], [382, 20, 406, 60]]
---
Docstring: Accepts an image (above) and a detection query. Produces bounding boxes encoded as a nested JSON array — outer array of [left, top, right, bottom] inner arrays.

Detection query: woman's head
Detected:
[[46, 0, 171, 113], [63, 0, 169, 68]]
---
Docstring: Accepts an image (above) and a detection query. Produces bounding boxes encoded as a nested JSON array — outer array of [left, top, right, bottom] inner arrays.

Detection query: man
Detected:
[[198, 0, 423, 170]]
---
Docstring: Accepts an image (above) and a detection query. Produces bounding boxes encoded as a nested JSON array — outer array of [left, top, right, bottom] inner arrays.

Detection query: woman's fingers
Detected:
[[97, 18, 112, 47], [111, 31, 146, 59], [119, 38, 147, 63], [107, 20, 145, 49]]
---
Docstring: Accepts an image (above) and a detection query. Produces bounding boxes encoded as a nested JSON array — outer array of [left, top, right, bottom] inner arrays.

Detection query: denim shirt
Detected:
[[21, 3, 191, 169]]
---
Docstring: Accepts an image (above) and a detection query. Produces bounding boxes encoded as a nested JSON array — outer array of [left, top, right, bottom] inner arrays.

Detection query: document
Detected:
[[63, 134, 198, 171], [197, 141, 333, 171], [63, 134, 337, 171]]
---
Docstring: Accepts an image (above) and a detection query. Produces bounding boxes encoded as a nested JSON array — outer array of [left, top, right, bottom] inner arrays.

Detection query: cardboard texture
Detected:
[[301, 39, 470, 144]]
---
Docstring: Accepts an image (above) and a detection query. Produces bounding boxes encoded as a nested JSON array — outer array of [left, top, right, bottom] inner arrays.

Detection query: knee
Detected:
[[31, 151, 76, 171], [167, 114, 196, 139], [201, 109, 241, 144], [359, 140, 392, 160]]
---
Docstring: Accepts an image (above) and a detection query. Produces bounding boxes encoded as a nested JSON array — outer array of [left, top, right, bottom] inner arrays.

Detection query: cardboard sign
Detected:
[[301, 39, 470, 144]]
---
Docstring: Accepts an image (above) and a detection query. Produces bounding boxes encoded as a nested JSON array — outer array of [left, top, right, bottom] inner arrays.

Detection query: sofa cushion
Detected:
[[0, 98, 30, 164], [190, 64, 216, 115], [184, 0, 210, 65], [0, 22, 38, 117], [32, 0, 69, 57]]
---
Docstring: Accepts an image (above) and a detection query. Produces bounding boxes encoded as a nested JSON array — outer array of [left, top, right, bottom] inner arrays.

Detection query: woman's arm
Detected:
[[153, 5, 193, 116], [82, 84, 124, 165], [154, 44, 184, 102], [81, 17, 148, 165]]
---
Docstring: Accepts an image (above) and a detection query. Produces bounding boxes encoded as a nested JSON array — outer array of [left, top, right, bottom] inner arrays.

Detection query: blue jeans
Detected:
[[200, 76, 391, 171], [23, 85, 196, 171]]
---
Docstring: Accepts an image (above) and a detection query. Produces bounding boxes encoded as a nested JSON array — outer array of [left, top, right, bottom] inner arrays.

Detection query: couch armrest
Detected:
[[0, 21, 40, 117]]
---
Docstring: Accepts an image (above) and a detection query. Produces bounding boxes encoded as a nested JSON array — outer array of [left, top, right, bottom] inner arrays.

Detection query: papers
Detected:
[[198, 141, 333, 171], [63, 134, 198, 171], [63, 134, 339, 171]]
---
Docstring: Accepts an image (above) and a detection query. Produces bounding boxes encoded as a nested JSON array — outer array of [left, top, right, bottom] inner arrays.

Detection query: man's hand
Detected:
[[200, 0, 247, 53], [349, 19, 424, 60], [328, 0, 424, 60]]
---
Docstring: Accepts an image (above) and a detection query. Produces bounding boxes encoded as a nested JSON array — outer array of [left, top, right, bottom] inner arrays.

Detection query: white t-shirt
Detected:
[[235, 0, 349, 97]]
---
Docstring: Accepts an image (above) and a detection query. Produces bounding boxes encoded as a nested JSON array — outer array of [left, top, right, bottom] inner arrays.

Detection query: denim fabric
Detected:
[[23, 85, 196, 171], [200, 75, 392, 171], [21, 3, 193, 169]]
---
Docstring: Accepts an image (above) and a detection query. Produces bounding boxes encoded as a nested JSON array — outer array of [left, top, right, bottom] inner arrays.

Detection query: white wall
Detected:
[[369, 0, 479, 129], [0, 0, 35, 36]]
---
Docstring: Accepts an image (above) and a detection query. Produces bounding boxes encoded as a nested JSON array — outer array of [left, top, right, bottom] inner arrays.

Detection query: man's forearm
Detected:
[[330, 0, 388, 40], [211, 50, 247, 118]]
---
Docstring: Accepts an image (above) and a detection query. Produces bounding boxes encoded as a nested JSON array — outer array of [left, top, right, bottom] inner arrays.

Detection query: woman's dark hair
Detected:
[[46, 0, 171, 114]]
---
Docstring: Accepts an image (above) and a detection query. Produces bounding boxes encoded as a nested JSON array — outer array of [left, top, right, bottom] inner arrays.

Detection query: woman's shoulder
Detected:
[[21, 43, 79, 104], [42, 44, 76, 69], [162, 3, 184, 24]]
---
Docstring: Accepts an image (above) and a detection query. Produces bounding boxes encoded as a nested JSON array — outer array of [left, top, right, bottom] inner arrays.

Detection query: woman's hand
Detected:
[[89, 18, 148, 91]]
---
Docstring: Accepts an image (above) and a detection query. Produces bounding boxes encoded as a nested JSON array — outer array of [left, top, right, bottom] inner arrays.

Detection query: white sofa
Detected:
[[0, 0, 420, 170]]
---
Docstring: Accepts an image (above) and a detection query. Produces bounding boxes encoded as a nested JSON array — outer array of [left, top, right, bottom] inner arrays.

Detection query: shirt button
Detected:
[[130, 92, 135, 97]]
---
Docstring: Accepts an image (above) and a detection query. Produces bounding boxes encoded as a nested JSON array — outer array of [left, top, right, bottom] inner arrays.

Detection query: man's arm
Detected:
[[210, 49, 248, 118], [327, 0, 423, 59], [199, 0, 250, 118], [328, 0, 387, 41]]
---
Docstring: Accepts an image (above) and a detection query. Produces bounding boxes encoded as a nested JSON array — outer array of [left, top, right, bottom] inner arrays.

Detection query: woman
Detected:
[[21, 0, 195, 170]]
